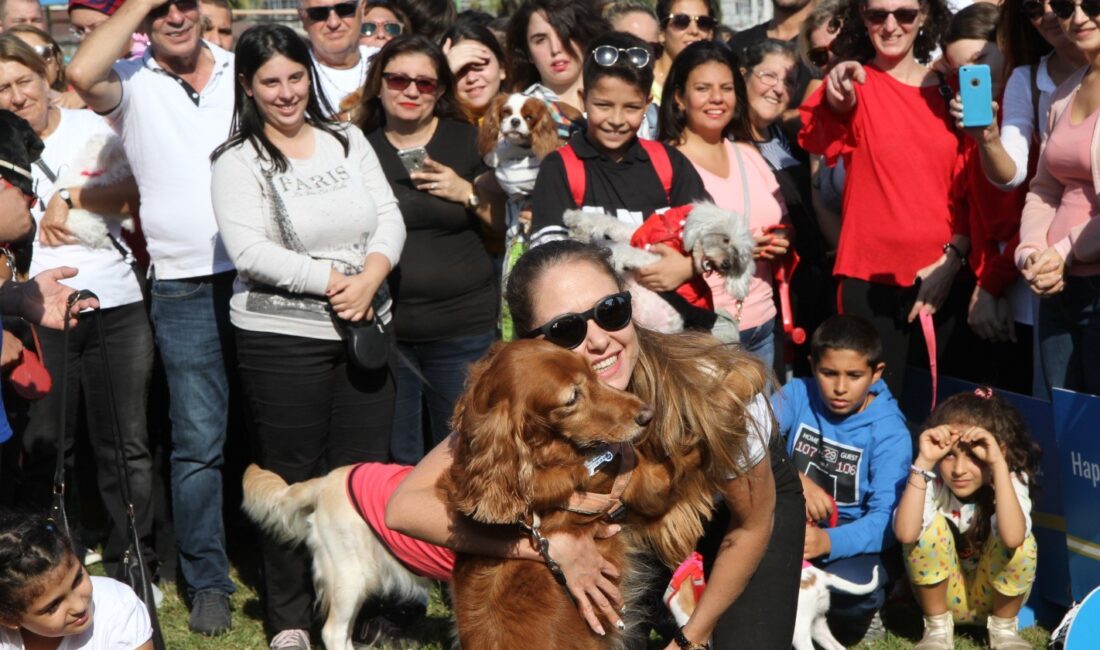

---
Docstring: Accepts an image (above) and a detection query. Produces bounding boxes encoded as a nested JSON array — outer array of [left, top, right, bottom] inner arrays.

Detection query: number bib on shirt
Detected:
[[790, 424, 864, 506]]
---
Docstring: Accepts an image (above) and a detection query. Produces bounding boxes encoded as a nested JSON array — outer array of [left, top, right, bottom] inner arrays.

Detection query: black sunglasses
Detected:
[[592, 45, 651, 69], [362, 21, 402, 37], [663, 13, 718, 31], [149, 0, 198, 19], [1022, 0, 1046, 19], [381, 72, 439, 94], [1050, 0, 1100, 18], [807, 44, 832, 68], [861, 7, 922, 24], [303, 1, 358, 22], [522, 292, 633, 349]]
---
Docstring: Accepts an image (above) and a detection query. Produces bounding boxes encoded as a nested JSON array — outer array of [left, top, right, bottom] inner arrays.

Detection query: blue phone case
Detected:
[[959, 64, 994, 128]]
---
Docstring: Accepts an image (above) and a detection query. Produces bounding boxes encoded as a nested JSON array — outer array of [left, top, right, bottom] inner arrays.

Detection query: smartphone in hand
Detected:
[[397, 146, 428, 173], [959, 64, 994, 128]]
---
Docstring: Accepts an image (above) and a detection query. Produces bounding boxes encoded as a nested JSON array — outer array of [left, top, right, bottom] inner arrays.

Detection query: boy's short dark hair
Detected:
[[582, 31, 655, 98], [810, 315, 883, 367]]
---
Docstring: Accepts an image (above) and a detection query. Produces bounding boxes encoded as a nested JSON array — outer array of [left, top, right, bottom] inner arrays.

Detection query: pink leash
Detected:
[[919, 310, 937, 411]]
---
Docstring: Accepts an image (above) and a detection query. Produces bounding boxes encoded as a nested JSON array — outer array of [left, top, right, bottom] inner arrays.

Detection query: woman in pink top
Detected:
[[1015, 0, 1100, 394], [658, 40, 791, 369]]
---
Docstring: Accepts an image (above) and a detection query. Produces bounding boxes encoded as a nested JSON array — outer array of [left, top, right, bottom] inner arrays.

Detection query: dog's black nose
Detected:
[[509, 116, 521, 127], [719, 260, 732, 272], [635, 406, 654, 427]]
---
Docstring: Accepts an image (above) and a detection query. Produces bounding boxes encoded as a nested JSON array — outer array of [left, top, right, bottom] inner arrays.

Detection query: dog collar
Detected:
[[565, 443, 635, 521]]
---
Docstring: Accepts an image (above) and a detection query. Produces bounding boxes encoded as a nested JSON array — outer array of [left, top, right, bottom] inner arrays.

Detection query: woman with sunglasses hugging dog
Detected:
[[1014, 0, 1100, 395], [210, 25, 406, 647], [389, 239, 803, 649], [798, 0, 965, 398], [355, 35, 499, 465]]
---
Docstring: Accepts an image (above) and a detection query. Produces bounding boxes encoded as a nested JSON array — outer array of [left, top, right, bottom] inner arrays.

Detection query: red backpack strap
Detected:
[[639, 139, 673, 203], [559, 144, 586, 207]]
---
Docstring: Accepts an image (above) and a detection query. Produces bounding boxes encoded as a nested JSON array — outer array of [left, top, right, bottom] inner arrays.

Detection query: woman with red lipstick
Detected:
[[506, 0, 605, 114], [799, 0, 965, 398], [0, 511, 154, 650], [659, 40, 793, 365], [357, 36, 499, 465]]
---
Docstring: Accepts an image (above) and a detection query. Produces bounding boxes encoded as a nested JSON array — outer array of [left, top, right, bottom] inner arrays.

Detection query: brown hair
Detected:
[[3, 25, 62, 91], [0, 33, 49, 80], [924, 389, 1041, 550]]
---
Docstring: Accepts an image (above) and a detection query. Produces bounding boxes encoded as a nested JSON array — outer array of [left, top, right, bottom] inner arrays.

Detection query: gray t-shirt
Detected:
[[211, 124, 405, 340]]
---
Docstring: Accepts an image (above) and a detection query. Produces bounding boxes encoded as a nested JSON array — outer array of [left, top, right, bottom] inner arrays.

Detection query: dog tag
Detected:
[[585, 447, 616, 476]]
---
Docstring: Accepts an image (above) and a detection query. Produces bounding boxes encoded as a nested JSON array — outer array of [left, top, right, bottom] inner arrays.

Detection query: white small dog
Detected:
[[564, 202, 755, 338], [52, 134, 134, 250], [793, 563, 880, 650]]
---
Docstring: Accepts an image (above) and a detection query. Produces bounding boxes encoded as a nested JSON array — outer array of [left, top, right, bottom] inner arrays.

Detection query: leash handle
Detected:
[[517, 517, 574, 603], [919, 310, 938, 411]]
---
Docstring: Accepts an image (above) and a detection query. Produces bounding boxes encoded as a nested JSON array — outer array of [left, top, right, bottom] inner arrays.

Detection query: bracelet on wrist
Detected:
[[910, 465, 937, 482], [943, 242, 968, 267], [673, 627, 710, 650]]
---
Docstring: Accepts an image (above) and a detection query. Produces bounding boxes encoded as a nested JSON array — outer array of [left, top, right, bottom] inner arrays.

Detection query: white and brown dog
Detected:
[[794, 562, 880, 650]]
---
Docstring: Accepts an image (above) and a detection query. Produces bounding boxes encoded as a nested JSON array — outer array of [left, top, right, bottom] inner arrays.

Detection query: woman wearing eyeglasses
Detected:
[[799, 0, 963, 398], [360, 0, 409, 50], [210, 24, 405, 647], [651, 0, 717, 105], [356, 35, 498, 465], [1015, 0, 1100, 395], [388, 239, 796, 650]]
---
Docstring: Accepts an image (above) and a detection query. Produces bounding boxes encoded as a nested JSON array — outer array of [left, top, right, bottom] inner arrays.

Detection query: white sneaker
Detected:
[[988, 615, 1031, 650], [151, 583, 164, 609], [84, 550, 102, 566], [914, 612, 954, 650], [270, 629, 310, 650]]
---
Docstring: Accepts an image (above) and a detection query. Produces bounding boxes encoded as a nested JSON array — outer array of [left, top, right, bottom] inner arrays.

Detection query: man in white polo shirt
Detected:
[[67, 0, 236, 637], [299, 0, 379, 115]]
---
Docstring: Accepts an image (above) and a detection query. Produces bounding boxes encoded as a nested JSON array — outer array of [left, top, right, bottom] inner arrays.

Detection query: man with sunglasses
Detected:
[[299, 0, 380, 115], [729, 0, 820, 111], [67, 0, 238, 637]]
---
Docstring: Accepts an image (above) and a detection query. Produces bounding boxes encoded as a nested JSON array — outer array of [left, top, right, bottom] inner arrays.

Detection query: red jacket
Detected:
[[630, 205, 714, 309]]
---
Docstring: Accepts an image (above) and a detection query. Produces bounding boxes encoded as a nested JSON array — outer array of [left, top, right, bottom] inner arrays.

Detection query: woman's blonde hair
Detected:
[[0, 34, 48, 80], [3, 25, 63, 91]]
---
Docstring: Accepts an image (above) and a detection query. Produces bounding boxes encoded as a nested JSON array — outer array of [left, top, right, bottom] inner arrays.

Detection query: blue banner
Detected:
[[1052, 389, 1100, 602]]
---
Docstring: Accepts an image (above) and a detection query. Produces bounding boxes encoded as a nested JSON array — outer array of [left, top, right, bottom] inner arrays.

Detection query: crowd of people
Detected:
[[0, 0, 1087, 648]]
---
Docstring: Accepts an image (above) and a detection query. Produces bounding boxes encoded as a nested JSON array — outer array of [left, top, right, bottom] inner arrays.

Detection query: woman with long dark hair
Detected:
[[210, 24, 405, 647], [441, 21, 507, 122], [356, 36, 497, 465]]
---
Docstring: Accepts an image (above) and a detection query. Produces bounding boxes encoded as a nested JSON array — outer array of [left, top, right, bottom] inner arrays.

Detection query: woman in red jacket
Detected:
[[798, 0, 966, 396]]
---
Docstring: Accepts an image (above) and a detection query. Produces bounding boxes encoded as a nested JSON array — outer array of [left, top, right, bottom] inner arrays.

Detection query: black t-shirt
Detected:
[[530, 131, 710, 246], [728, 23, 821, 109], [366, 119, 496, 342]]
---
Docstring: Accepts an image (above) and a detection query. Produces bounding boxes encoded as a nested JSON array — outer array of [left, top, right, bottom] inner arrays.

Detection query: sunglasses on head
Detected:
[[663, 13, 718, 31], [1022, 0, 1047, 19], [303, 0, 358, 22], [1049, 0, 1100, 18], [381, 72, 439, 94], [362, 21, 402, 37], [591, 45, 651, 69], [861, 7, 922, 24], [522, 292, 633, 349]]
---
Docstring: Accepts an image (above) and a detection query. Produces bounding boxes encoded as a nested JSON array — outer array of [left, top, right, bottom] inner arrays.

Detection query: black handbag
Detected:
[[340, 280, 394, 371], [64, 290, 167, 650]]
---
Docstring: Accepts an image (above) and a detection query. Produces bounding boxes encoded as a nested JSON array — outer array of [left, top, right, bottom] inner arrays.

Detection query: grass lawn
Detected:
[[119, 567, 1050, 650]]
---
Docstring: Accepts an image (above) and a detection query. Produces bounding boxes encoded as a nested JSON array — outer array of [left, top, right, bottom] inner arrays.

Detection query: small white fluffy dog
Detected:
[[564, 202, 755, 337], [52, 134, 134, 250], [794, 563, 880, 650]]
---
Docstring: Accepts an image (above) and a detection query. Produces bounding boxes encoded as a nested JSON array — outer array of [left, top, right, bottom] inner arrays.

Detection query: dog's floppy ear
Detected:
[[478, 94, 509, 159], [446, 344, 533, 524], [528, 99, 561, 159]]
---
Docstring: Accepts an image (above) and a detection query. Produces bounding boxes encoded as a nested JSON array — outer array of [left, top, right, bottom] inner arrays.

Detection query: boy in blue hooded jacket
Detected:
[[773, 315, 911, 633]]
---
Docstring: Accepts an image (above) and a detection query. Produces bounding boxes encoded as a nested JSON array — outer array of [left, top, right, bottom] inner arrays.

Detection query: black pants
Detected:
[[697, 434, 805, 649], [235, 329, 395, 634], [838, 276, 975, 399], [17, 302, 155, 570]]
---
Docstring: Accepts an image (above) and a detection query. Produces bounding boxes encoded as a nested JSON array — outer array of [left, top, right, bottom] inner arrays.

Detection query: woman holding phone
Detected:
[[356, 35, 497, 464]]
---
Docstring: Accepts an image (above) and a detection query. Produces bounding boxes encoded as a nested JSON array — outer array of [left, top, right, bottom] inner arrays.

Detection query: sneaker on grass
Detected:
[[188, 590, 231, 636]]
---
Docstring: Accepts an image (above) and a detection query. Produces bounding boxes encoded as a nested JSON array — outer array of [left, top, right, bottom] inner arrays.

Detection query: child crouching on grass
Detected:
[[894, 390, 1040, 650], [0, 511, 152, 650]]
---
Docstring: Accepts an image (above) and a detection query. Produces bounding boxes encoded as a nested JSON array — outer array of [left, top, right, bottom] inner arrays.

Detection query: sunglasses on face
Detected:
[[523, 292, 633, 349], [1049, 0, 1100, 18], [663, 13, 718, 32], [807, 44, 833, 68], [1022, 0, 1047, 19], [861, 7, 922, 24], [149, 0, 199, 20], [303, 0, 357, 22], [591, 45, 651, 69], [381, 72, 438, 94], [362, 21, 402, 37]]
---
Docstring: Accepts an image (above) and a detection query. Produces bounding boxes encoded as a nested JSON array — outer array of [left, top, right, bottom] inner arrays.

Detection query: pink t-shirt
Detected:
[[1042, 107, 1100, 276], [691, 140, 786, 329], [346, 463, 455, 582]]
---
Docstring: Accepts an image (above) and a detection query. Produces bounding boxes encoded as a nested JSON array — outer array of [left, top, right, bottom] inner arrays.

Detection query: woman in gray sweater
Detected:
[[210, 24, 405, 648]]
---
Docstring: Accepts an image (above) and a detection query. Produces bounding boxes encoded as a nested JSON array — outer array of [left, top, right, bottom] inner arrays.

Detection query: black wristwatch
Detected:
[[673, 628, 711, 650], [943, 242, 967, 267], [57, 187, 73, 209]]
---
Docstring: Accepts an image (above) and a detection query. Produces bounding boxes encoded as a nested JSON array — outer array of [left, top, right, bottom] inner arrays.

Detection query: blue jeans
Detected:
[[740, 317, 777, 370], [390, 330, 495, 465], [149, 271, 236, 596], [1038, 275, 1100, 395]]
